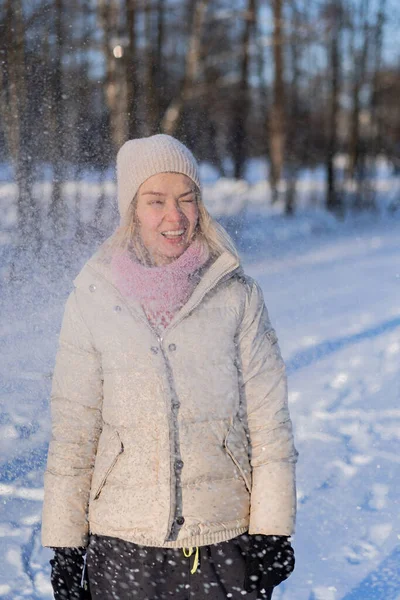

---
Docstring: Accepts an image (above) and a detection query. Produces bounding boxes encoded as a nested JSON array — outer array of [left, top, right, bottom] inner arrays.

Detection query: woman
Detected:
[[42, 134, 298, 599]]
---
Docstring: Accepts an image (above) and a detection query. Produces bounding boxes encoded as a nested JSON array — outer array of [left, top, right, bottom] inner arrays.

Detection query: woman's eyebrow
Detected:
[[142, 189, 195, 197], [179, 189, 196, 198], [142, 191, 166, 196]]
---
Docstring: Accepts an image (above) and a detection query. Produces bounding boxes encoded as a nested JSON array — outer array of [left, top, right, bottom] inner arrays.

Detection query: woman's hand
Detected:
[[50, 547, 91, 599], [244, 535, 295, 595]]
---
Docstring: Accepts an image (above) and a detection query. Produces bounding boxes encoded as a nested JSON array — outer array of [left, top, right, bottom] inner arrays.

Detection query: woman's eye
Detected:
[[149, 199, 164, 205], [180, 197, 195, 203]]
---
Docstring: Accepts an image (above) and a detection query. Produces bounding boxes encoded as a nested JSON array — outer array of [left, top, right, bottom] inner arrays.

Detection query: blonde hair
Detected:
[[110, 187, 239, 265]]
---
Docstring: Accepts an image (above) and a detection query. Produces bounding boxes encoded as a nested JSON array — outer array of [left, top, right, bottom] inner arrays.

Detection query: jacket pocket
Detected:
[[224, 421, 252, 493], [93, 434, 124, 500]]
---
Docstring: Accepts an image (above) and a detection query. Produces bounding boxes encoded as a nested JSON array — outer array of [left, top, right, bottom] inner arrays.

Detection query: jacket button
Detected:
[[172, 401, 180, 410], [168, 343, 176, 352], [175, 460, 184, 470], [114, 305, 122, 312], [150, 347, 159, 354], [176, 516, 185, 526], [89, 284, 96, 292]]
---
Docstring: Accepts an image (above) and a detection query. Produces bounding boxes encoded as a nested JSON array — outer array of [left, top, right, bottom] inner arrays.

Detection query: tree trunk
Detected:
[[155, 0, 166, 125], [347, 0, 370, 183], [284, 0, 302, 216], [98, 0, 129, 151], [326, 3, 342, 214], [125, 0, 138, 138], [143, 2, 160, 135], [161, 0, 210, 136], [370, 0, 386, 159], [48, 0, 66, 234], [269, 0, 286, 203], [232, 0, 256, 180], [0, 0, 38, 252]]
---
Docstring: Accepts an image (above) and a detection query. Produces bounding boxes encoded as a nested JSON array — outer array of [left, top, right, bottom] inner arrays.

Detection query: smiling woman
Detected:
[[135, 172, 199, 266], [42, 134, 298, 600], [113, 136, 238, 267]]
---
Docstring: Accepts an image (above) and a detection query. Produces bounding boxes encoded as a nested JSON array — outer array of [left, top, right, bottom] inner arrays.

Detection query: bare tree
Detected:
[[48, 0, 67, 233], [231, 0, 256, 179], [374, 68, 400, 174], [155, 0, 166, 116], [285, 0, 303, 215], [161, 0, 210, 136], [0, 0, 39, 252], [347, 0, 371, 185], [369, 0, 386, 159], [143, 2, 160, 135], [269, 0, 286, 203], [125, 0, 138, 138], [98, 0, 129, 151], [361, 0, 386, 208], [324, 1, 343, 213]]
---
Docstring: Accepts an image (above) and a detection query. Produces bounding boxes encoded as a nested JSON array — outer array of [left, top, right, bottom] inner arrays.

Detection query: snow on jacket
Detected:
[[41, 242, 298, 549]]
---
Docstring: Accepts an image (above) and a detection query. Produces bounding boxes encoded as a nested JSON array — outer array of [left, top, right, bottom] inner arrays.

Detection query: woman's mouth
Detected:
[[161, 229, 186, 243]]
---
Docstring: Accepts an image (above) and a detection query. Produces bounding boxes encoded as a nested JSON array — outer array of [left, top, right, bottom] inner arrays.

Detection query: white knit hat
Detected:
[[117, 134, 201, 223]]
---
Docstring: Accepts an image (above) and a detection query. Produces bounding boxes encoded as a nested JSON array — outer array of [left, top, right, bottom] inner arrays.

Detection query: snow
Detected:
[[248, 219, 400, 599], [1, 164, 400, 597]]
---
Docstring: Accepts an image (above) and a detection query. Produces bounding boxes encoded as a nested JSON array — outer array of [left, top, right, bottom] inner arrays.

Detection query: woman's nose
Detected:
[[165, 201, 184, 222]]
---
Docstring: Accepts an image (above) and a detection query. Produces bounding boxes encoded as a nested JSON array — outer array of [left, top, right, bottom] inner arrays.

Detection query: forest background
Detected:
[[0, 0, 400, 260]]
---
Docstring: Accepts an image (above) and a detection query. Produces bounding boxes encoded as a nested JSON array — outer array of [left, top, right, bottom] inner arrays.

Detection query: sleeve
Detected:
[[238, 280, 298, 536], [41, 289, 103, 547]]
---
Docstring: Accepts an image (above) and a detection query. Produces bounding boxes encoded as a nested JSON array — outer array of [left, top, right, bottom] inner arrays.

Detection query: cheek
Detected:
[[137, 212, 161, 237], [187, 206, 199, 228]]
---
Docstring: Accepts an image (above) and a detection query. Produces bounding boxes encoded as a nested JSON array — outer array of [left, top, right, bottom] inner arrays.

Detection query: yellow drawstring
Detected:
[[183, 546, 199, 574]]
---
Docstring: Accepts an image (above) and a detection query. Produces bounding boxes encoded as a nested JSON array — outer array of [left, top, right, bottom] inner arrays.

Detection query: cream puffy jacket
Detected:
[[42, 244, 298, 549]]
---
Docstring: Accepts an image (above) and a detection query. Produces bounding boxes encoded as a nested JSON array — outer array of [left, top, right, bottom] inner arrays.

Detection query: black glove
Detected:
[[50, 547, 91, 599], [244, 535, 295, 595]]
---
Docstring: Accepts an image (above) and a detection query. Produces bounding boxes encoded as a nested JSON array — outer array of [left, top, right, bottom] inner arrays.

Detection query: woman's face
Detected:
[[135, 172, 199, 266]]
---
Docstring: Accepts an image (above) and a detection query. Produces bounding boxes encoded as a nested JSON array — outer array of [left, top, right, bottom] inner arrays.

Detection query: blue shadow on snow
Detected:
[[340, 545, 400, 599], [0, 444, 48, 483], [286, 315, 400, 375]]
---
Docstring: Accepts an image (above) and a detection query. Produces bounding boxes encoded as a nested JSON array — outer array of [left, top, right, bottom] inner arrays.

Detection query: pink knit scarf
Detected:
[[111, 240, 210, 332]]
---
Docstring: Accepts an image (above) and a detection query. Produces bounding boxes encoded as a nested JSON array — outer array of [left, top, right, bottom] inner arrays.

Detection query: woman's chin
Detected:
[[153, 237, 192, 262], [153, 245, 188, 265]]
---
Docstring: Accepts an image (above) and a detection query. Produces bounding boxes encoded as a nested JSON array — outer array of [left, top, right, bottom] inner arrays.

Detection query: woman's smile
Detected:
[[161, 228, 186, 241], [135, 172, 199, 265]]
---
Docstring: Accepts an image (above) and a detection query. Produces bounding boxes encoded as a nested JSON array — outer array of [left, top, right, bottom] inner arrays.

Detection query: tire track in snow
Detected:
[[286, 315, 400, 374]]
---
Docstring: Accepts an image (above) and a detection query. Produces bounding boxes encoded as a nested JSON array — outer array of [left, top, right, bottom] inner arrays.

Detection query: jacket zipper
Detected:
[[154, 268, 237, 538], [94, 441, 124, 500], [158, 340, 179, 538]]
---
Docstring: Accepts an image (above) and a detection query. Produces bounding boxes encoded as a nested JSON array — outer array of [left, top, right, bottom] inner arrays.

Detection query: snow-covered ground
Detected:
[[1, 170, 400, 598], [250, 219, 400, 600]]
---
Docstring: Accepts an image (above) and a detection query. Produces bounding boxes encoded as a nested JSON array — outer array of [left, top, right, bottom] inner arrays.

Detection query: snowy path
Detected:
[[247, 220, 400, 600], [1, 219, 400, 599]]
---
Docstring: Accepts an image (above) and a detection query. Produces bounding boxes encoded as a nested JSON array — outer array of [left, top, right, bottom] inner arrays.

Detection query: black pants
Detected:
[[87, 534, 273, 600]]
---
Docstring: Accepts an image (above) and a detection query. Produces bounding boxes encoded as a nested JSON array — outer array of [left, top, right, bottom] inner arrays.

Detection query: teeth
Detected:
[[162, 230, 184, 237]]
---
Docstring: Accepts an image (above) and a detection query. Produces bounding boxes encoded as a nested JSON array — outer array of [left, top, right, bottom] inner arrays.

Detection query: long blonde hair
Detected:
[[110, 186, 239, 265]]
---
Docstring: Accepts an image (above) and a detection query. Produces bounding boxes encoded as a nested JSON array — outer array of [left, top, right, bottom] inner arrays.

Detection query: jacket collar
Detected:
[[74, 239, 242, 335], [166, 251, 241, 333]]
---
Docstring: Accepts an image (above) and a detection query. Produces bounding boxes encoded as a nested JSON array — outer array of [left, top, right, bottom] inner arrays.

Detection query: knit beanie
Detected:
[[117, 134, 201, 224]]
